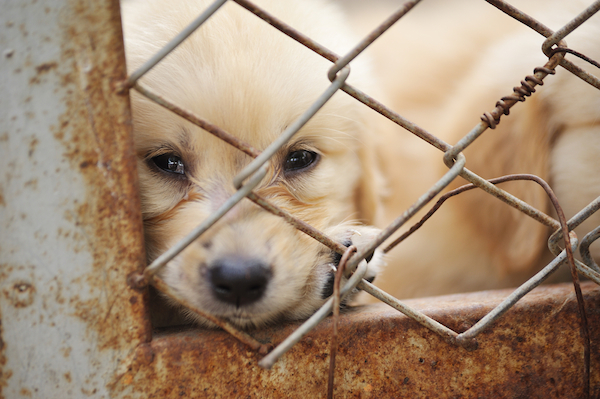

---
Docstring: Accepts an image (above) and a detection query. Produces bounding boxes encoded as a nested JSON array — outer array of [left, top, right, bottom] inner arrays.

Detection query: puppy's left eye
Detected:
[[152, 153, 185, 175], [284, 150, 318, 172]]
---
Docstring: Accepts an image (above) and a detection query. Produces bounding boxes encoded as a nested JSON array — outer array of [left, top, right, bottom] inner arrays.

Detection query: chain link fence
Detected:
[[116, 0, 600, 394], [118, 0, 600, 396]]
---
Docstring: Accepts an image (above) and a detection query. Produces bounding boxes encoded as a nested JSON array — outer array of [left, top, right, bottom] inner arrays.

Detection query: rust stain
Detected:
[[61, 346, 72, 359], [109, 342, 155, 390], [28, 62, 58, 85], [45, 0, 151, 356], [115, 282, 599, 398], [28, 137, 38, 157], [34, 62, 57, 74], [2, 281, 36, 308], [23, 179, 37, 190], [0, 306, 7, 398]]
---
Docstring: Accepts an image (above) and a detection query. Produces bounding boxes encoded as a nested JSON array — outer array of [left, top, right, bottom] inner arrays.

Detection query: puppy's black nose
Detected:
[[209, 257, 271, 307]]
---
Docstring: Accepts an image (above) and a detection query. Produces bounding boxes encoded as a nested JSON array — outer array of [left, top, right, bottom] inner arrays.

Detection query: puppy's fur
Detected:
[[122, 0, 600, 326], [122, 0, 384, 328]]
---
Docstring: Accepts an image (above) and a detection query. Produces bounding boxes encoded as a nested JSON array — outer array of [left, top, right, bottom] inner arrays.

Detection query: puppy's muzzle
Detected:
[[209, 256, 272, 307]]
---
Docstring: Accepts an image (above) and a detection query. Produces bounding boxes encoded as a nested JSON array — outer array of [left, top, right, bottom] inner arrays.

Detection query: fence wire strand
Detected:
[[122, 0, 600, 396]]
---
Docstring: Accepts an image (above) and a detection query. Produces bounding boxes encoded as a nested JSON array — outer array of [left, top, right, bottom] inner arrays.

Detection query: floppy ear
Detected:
[[354, 128, 385, 226], [453, 94, 556, 274]]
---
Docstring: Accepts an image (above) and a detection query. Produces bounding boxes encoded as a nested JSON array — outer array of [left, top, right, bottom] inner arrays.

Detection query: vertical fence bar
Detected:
[[0, 0, 148, 397]]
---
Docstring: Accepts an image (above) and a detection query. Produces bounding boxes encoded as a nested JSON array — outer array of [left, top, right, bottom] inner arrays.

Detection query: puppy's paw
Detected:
[[345, 226, 385, 281], [321, 225, 385, 300]]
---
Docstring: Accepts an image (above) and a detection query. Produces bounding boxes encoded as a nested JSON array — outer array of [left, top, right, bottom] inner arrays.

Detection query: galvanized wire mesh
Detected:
[[123, 0, 600, 395]]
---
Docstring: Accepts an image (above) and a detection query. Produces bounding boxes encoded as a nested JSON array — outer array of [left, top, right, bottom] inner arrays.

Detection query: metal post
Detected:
[[0, 0, 149, 397]]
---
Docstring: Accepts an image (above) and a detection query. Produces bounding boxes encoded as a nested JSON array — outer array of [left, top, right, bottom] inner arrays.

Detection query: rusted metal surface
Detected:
[[328, 245, 356, 399], [0, 0, 148, 397], [116, 282, 599, 398]]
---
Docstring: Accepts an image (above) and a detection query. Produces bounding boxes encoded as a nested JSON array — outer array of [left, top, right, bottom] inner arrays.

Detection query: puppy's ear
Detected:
[[354, 132, 384, 226], [453, 95, 556, 274]]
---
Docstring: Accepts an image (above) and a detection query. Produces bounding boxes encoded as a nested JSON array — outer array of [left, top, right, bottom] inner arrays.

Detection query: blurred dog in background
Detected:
[[345, 0, 600, 299]]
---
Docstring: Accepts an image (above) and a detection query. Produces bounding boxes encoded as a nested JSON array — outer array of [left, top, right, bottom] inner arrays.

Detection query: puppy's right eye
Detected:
[[151, 153, 185, 175], [284, 150, 318, 172]]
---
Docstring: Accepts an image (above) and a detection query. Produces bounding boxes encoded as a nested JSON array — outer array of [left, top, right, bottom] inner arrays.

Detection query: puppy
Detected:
[[122, 0, 385, 328], [123, 0, 600, 327]]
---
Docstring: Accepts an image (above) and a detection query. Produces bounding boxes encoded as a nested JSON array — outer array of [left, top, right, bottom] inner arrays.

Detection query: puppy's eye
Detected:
[[152, 153, 185, 175], [284, 150, 318, 172]]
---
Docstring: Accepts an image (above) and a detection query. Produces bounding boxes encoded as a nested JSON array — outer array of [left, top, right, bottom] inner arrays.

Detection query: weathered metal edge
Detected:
[[117, 282, 599, 398]]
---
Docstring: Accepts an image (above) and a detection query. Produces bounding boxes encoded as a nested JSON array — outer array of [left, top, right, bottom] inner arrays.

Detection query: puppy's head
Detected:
[[123, 0, 384, 327]]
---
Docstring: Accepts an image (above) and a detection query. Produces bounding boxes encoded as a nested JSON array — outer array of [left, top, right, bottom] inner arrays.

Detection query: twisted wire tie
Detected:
[[481, 66, 555, 129]]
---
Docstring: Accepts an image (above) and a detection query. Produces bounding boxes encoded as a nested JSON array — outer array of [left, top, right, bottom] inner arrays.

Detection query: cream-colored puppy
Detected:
[[123, 0, 600, 328], [122, 0, 384, 328]]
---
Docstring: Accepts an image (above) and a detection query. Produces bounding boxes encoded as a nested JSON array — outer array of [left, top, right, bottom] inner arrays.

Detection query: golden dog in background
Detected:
[[122, 0, 385, 328], [348, 0, 600, 298], [122, 0, 600, 327]]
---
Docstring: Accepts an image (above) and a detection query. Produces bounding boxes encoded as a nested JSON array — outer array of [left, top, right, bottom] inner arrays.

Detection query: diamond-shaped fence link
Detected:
[[123, 0, 600, 395]]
